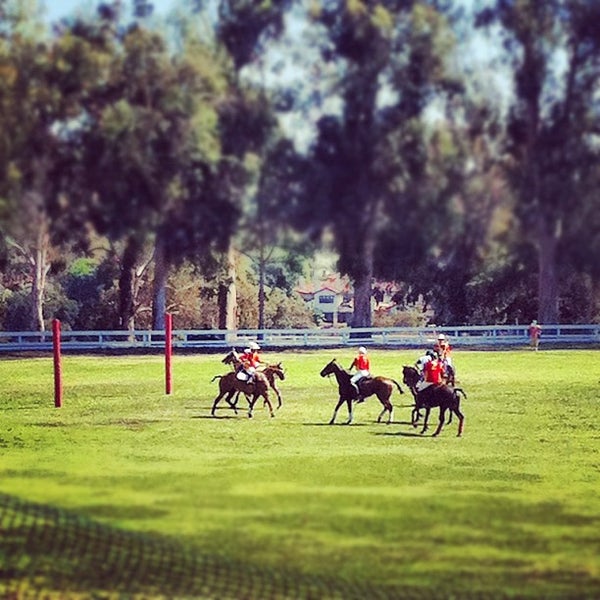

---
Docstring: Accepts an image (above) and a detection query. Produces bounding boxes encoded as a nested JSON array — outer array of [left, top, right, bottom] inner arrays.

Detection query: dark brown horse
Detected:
[[211, 354, 274, 418], [221, 350, 286, 408], [320, 359, 403, 425], [401, 365, 466, 436]]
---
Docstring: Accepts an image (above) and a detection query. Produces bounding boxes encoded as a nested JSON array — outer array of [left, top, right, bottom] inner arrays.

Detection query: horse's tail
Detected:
[[211, 375, 223, 383], [391, 379, 404, 395], [453, 387, 467, 400]]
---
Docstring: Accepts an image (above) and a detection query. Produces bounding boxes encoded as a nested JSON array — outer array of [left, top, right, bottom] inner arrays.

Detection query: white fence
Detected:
[[0, 324, 599, 352]]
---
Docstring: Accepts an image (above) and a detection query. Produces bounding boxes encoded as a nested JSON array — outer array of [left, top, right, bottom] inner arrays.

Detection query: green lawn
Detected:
[[1, 347, 599, 599]]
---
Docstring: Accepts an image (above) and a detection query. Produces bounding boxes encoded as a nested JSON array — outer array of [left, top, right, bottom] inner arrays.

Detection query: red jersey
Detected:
[[240, 351, 260, 369], [352, 355, 370, 371], [424, 359, 444, 384], [434, 341, 451, 361]]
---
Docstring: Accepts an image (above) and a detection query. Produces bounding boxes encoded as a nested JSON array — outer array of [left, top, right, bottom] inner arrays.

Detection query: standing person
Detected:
[[349, 346, 371, 402], [238, 341, 262, 382], [529, 320, 542, 351]]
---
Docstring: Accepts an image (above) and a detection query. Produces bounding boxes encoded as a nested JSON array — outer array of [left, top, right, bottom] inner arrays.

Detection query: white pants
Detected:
[[416, 381, 435, 392], [351, 371, 369, 386], [236, 367, 255, 381]]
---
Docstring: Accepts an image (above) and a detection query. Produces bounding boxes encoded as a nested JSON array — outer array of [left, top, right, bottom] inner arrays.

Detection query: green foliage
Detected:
[[0, 349, 599, 598], [477, 0, 600, 322], [0, 1, 599, 328], [263, 287, 315, 328], [302, 1, 464, 327]]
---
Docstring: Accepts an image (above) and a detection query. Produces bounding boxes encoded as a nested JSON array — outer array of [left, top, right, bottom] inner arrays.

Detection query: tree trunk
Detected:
[[257, 243, 266, 330], [152, 234, 168, 330], [119, 236, 140, 331], [218, 244, 237, 330], [536, 214, 560, 324], [352, 271, 373, 328], [351, 230, 375, 329], [31, 221, 50, 332]]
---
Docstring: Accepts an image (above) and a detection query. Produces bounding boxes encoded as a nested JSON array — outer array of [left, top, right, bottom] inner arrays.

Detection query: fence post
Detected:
[[52, 319, 62, 408], [165, 313, 173, 395]]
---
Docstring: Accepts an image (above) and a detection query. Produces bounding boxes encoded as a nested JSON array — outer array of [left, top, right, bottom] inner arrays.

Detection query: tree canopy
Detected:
[[0, 0, 598, 331]]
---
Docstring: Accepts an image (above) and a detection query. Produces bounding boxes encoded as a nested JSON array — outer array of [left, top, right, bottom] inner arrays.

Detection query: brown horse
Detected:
[[320, 359, 403, 425], [222, 350, 286, 409], [211, 355, 274, 418], [401, 365, 466, 436]]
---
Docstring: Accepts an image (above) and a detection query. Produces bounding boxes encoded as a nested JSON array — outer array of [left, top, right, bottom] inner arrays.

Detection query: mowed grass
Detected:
[[1, 347, 599, 598]]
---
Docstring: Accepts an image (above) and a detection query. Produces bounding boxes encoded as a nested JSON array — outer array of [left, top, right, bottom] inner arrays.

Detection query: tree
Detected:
[[209, 0, 299, 329], [304, 1, 462, 327], [236, 137, 313, 328], [70, 9, 229, 330], [477, 0, 600, 323], [0, 7, 97, 330]]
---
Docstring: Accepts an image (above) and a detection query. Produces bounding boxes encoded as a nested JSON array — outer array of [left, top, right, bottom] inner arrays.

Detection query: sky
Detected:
[[42, 0, 175, 23]]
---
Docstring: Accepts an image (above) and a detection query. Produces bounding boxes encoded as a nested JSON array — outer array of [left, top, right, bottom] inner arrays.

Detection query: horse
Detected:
[[221, 350, 286, 408], [319, 358, 404, 425], [210, 353, 274, 418], [401, 365, 466, 436]]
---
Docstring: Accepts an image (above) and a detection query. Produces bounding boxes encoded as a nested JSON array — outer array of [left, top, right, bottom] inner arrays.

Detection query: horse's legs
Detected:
[[271, 384, 282, 409], [262, 391, 275, 418], [211, 390, 227, 416], [226, 390, 239, 414], [329, 397, 345, 424], [420, 407, 431, 434], [225, 391, 240, 414], [412, 406, 421, 426], [247, 394, 256, 418], [345, 398, 354, 424], [432, 407, 447, 437], [376, 394, 394, 424], [455, 408, 465, 436], [230, 390, 241, 408]]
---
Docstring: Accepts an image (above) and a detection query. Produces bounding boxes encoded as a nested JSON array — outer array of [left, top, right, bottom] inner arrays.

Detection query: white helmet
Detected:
[[249, 341, 260, 350], [358, 346, 367, 354], [437, 334, 446, 341]]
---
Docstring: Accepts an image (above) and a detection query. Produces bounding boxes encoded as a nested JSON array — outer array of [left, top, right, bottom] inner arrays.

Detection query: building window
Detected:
[[319, 295, 335, 304]]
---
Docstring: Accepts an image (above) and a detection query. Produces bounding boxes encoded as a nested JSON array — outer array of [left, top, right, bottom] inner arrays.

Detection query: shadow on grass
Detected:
[[192, 414, 240, 420], [379, 430, 431, 438], [0, 492, 410, 599], [302, 421, 372, 427]]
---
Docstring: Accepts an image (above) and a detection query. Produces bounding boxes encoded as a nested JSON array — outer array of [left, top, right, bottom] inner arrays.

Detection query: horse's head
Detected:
[[269, 362, 285, 380], [222, 349, 239, 365], [320, 359, 338, 378], [402, 365, 420, 387]]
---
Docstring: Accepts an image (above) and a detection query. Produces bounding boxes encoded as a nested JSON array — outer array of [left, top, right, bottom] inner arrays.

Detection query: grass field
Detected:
[[1, 347, 599, 599]]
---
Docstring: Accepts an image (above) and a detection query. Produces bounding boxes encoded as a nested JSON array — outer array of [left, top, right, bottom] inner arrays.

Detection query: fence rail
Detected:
[[0, 324, 599, 353]]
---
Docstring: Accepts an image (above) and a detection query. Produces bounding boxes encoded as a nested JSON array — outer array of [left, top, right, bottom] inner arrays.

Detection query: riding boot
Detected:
[[352, 383, 363, 403]]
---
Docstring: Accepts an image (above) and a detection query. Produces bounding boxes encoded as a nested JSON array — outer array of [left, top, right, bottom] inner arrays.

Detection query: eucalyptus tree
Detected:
[[68, 7, 230, 330], [476, 0, 600, 324], [303, 1, 463, 327], [236, 136, 312, 329], [206, 0, 300, 329], [0, 3, 99, 330]]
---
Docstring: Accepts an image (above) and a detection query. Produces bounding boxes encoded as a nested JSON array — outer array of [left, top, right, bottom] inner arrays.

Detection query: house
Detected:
[[296, 273, 353, 326]]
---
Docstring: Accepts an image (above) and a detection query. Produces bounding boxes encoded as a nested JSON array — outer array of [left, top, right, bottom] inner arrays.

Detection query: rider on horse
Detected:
[[415, 349, 436, 377], [433, 333, 455, 384], [349, 346, 371, 403], [237, 341, 262, 383], [416, 352, 446, 391]]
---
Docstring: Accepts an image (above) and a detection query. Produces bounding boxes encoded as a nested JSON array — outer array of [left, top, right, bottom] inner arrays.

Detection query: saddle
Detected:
[[235, 369, 254, 384]]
